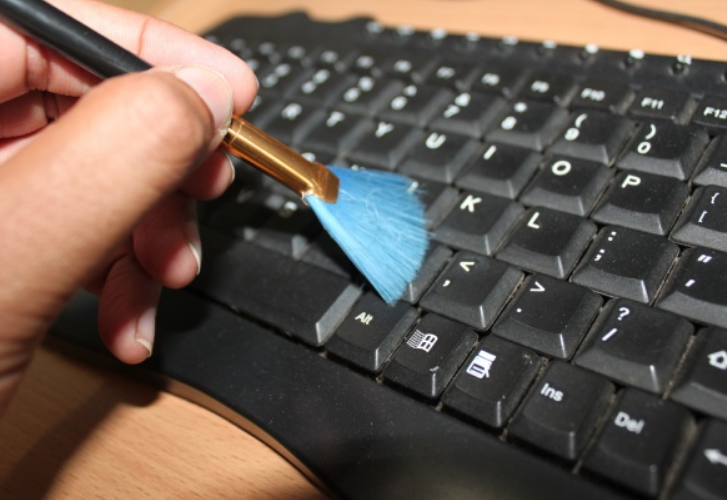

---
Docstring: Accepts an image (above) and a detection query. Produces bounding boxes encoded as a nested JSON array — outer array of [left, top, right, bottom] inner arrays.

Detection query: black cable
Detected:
[[591, 0, 727, 42]]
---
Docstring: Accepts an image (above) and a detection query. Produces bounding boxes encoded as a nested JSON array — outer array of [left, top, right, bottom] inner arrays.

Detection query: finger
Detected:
[[0, 91, 76, 139], [1, 0, 257, 114], [97, 252, 161, 363], [133, 193, 200, 289], [179, 149, 235, 200], [0, 66, 233, 386]]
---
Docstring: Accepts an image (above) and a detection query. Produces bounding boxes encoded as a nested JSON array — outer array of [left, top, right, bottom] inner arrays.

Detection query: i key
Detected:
[[493, 275, 602, 359], [383, 314, 478, 399], [509, 361, 614, 461], [420, 252, 523, 330], [583, 389, 694, 497], [571, 226, 678, 303], [574, 299, 693, 394]]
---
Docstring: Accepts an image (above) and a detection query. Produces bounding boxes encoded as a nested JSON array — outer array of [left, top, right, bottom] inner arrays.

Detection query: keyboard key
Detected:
[[497, 207, 596, 279], [455, 143, 542, 199], [383, 314, 478, 399], [443, 336, 541, 428], [347, 120, 423, 170], [429, 91, 507, 138], [671, 419, 727, 500], [509, 361, 614, 461], [518, 72, 579, 107], [471, 62, 528, 98], [258, 62, 311, 96], [547, 110, 635, 165], [426, 61, 480, 90], [670, 327, 727, 420], [333, 76, 405, 117], [657, 247, 727, 329], [193, 230, 362, 346], [249, 197, 321, 258], [591, 170, 689, 235], [379, 83, 453, 126], [486, 100, 569, 151], [409, 178, 459, 229], [326, 292, 419, 373], [398, 131, 481, 183], [617, 121, 710, 180], [433, 191, 523, 255], [671, 185, 727, 252], [583, 389, 693, 497], [401, 244, 452, 303], [629, 87, 695, 123], [288, 69, 357, 105], [380, 50, 439, 83], [265, 101, 325, 146], [493, 275, 602, 359], [519, 156, 612, 216], [574, 299, 693, 393], [420, 252, 523, 330], [691, 94, 727, 132], [693, 135, 727, 189], [242, 92, 282, 128], [571, 226, 678, 303], [299, 109, 374, 156], [569, 78, 634, 114], [300, 232, 358, 278]]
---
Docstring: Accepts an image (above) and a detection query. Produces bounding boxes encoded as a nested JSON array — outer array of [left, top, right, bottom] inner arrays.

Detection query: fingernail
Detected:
[[184, 201, 202, 275], [174, 66, 233, 134], [134, 308, 156, 358], [227, 156, 236, 186]]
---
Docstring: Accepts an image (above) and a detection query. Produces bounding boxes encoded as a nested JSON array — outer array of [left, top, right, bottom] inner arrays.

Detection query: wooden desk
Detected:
[[2, 1, 726, 498]]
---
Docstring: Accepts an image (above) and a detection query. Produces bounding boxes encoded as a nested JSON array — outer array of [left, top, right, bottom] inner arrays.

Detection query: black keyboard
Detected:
[[51, 12, 727, 500]]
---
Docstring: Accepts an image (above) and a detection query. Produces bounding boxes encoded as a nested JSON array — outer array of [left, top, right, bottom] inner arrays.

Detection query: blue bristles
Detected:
[[305, 166, 429, 304]]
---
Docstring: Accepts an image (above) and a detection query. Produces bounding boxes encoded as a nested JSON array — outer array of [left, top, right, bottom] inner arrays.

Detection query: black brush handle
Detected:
[[0, 0, 151, 78]]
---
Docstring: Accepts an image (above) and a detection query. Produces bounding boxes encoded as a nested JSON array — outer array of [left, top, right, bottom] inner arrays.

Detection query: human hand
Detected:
[[0, 0, 257, 415]]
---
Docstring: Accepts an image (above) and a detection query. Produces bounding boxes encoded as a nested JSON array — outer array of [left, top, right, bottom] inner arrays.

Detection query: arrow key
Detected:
[[672, 419, 727, 500]]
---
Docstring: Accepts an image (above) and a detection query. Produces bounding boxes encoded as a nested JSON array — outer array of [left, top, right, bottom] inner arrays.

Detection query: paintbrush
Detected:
[[0, 0, 429, 304]]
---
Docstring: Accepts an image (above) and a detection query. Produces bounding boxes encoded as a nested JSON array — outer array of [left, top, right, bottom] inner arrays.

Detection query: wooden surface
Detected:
[[2, 1, 727, 499]]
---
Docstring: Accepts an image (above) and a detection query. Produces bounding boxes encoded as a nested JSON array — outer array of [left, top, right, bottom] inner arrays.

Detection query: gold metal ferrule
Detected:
[[222, 116, 339, 203]]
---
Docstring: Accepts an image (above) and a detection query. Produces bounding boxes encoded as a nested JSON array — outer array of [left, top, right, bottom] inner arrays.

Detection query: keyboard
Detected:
[[50, 12, 727, 500]]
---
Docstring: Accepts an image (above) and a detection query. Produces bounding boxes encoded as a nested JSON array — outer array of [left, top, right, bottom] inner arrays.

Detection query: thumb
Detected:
[[0, 66, 233, 414]]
